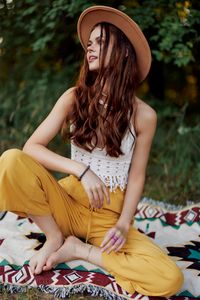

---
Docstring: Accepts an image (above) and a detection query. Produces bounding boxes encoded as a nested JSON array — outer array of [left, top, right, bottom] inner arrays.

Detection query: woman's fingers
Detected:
[[81, 169, 110, 208], [95, 183, 110, 208], [101, 238, 114, 253], [86, 188, 95, 209], [85, 187, 100, 208], [101, 236, 122, 253], [114, 239, 126, 252], [95, 184, 105, 208], [92, 188, 101, 208], [107, 236, 124, 253], [100, 228, 115, 247], [101, 228, 126, 253], [104, 236, 125, 254], [91, 184, 109, 209], [102, 185, 110, 205]]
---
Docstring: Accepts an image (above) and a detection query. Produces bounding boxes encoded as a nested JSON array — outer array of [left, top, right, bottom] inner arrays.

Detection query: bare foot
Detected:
[[43, 236, 85, 271], [29, 234, 63, 275]]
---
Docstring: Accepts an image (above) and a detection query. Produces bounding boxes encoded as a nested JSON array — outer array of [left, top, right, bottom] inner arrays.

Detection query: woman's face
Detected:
[[86, 25, 113, 71]]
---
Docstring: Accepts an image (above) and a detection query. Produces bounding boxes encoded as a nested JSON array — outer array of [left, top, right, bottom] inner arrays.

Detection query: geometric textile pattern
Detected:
[[167, 239, 200, 276], [0, 200, 200, 299]]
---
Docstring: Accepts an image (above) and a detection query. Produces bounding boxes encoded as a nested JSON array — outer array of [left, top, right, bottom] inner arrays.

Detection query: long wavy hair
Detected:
[[62, 22, 139, 157]]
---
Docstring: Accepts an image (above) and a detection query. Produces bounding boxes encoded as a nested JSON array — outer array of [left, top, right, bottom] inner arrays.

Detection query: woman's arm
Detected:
[[101, 99, 157, 253], [118, 100, 157, 227], [23, 87, 86, 177]]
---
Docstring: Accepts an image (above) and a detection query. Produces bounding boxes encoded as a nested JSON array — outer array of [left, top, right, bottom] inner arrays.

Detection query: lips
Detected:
[[88, 55, 98, 62]]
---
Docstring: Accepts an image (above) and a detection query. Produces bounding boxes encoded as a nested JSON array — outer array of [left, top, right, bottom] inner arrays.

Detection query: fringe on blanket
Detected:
[[0, 283, 144, 300]]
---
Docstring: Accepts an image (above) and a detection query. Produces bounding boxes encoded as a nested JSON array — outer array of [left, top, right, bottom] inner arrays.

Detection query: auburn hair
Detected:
[[62, 22, 139, 157]]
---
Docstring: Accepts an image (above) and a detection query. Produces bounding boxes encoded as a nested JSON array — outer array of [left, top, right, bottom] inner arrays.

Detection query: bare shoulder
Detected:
[[58, 86, 76, 107], [135, 97, 157, 134], [52, 86, 76, 120], [136, 97, 157, 122]]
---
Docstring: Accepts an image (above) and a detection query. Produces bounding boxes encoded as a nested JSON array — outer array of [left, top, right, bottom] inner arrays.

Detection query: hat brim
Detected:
[[77, 5, 151, 82]]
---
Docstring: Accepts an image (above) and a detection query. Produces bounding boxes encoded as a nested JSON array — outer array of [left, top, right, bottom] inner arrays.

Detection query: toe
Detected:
[[34, 260, 45, 275], [43, 261, 52, 271], [29, 258, 37, 275], [34, 266, 43, 275]]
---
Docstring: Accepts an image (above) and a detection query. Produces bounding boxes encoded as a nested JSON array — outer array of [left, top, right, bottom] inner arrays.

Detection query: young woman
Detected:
[[0, 6, 183, 297]]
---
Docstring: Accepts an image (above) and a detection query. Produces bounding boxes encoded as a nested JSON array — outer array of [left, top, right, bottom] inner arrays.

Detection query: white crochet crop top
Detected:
[[71, 125, 136, 191]]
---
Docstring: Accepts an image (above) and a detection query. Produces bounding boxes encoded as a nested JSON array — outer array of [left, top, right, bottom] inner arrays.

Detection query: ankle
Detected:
[[86, 245, 93, 262], [73, 240, 80, 259], [46, 231, 63, 243], [70, 237, 88, 260]]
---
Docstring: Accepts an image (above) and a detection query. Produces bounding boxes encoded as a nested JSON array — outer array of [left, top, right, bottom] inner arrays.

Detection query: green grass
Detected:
[[0, 289, 103, 299]]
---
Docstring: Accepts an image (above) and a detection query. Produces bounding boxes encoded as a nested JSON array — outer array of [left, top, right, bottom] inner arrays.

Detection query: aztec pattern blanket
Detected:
[[0, 198, 199, 300]]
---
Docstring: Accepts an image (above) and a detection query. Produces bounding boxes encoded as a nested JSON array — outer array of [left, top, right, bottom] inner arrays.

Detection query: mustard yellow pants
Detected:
[[0, 149, 183, 297]]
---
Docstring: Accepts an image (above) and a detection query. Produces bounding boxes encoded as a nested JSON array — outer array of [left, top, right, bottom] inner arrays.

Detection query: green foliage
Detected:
[[0, 66, 77, 152], [144, 100, 200, 204], [124, 0, 200, 66], [0, 0, 199, 67]]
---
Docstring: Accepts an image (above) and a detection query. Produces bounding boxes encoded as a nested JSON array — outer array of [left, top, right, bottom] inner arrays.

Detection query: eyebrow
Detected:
[[87, 36, 105, 44]]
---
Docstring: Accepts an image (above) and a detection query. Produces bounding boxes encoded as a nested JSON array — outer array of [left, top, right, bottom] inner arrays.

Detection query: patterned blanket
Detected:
[[0, 198, 199, 299]]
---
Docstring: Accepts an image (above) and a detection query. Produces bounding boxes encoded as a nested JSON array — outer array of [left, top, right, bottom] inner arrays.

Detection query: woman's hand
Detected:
[[80, 168, 110, 209], [100, 221, 130, 254]]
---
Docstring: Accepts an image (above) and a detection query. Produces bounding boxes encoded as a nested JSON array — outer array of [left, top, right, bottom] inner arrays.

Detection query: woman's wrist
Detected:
[[78, 165, 90, 181], [117, 217, 132, 230], [69, 160, 91, 181], [70, 161, 87, 178]]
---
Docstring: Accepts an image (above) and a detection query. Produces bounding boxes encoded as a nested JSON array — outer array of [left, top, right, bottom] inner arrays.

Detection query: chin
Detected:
[[89, 66, 99, 71]]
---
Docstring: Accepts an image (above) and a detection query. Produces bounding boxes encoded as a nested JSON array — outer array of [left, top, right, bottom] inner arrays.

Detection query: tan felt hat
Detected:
[[77, 5, 151, 82]]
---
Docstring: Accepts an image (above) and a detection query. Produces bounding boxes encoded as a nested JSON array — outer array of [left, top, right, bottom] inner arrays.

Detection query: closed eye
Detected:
[[87, 40, 92, 47], [87, 37, 105, 48]]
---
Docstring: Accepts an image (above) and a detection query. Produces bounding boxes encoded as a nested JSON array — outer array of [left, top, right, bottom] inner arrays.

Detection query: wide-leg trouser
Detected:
[[0, 149, 184, 297]]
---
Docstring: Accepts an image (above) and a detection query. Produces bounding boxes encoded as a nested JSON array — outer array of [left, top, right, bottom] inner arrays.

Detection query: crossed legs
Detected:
[[28, 214, 104, 275]]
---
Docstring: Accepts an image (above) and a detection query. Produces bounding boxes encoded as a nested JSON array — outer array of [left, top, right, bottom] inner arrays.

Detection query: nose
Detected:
[[87, 46, 93, 53], [87, 43, 95, 53]]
